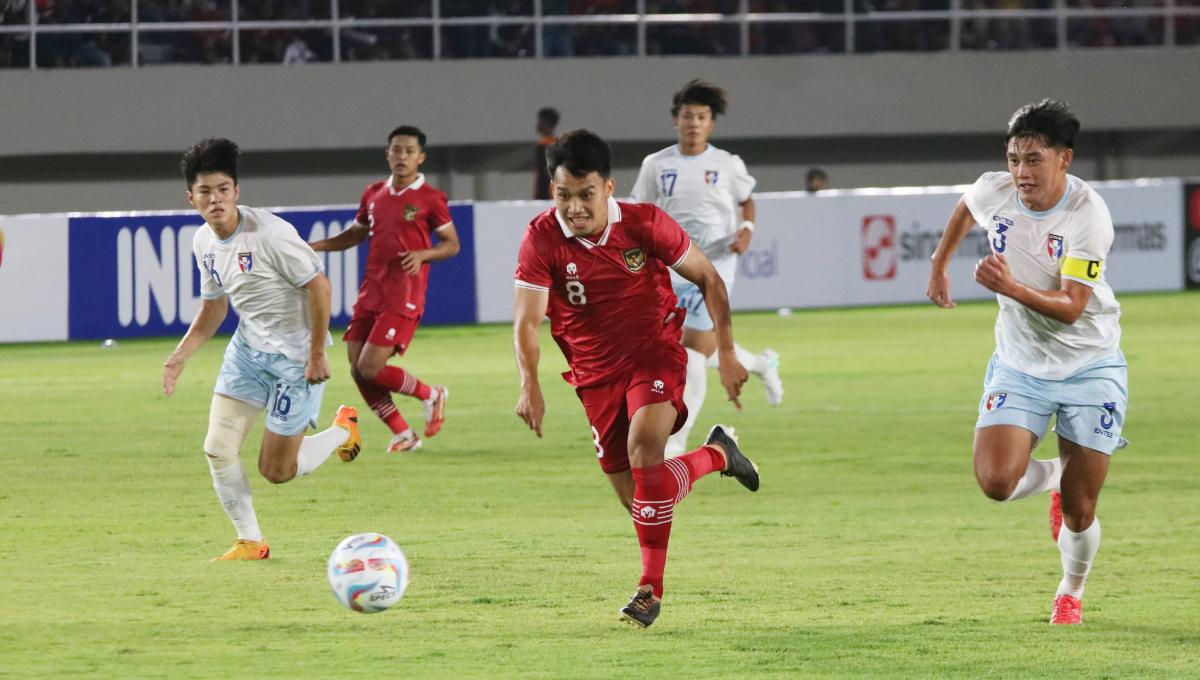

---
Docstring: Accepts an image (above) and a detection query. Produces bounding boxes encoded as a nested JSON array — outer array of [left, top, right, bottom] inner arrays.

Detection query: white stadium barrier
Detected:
[[0, 179, 1187, 343]]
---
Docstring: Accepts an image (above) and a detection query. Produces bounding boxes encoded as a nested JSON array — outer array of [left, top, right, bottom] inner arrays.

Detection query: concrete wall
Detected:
[[1, 49, 1198, 212]]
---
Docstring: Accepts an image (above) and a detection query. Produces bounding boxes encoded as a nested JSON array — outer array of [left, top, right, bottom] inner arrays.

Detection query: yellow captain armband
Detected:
[[1061, 256, 1103, 282]]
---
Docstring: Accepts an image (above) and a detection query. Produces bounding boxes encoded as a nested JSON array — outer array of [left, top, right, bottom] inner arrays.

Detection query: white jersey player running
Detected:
[[926, 100, 1127, 625], [631, 79, 784, 455], [162, 138, 361, 562]]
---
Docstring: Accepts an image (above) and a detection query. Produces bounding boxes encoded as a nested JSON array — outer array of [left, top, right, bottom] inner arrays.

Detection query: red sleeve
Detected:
[[514, 222, 552, 291], [354, 183, 376, 226], [427, 190, 452, 232], [646, 205, 691, 268]]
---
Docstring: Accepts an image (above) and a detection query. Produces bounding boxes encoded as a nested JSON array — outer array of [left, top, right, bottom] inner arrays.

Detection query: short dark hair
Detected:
[[388, 125, 427, 150], [546, 129, 611, 180], [806, 167, 828, 182], [671, 79, 728, 118], [1005, 99, 1080, 150], [537, 107, 560, 128], [181, 138, 239, 188]]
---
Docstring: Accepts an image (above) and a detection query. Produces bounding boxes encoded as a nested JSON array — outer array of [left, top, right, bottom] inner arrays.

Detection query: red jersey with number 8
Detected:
[[514, 198, 691, 387]]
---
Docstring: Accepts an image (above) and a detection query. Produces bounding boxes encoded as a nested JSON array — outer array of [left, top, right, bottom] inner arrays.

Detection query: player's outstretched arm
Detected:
[[309, 222, 369, 252], [163, 296, 229, 396], [303, 272, 333, 384], [927, 198, 976, 308], [674, 247, 749, 409], [513, 286, 549, 437], [400, 223, 462, 275], [974, 254, 1093, 324]]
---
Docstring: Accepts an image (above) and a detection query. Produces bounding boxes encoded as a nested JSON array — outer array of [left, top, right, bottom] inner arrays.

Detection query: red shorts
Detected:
[[575, 347, 687, 475], [343, 309, 419, 355]]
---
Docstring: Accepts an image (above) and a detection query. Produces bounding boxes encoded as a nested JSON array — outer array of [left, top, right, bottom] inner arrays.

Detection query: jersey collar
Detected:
[[673, 143, 714, 159], [386, 173, 425, 196], [556, 196, 621, 248]]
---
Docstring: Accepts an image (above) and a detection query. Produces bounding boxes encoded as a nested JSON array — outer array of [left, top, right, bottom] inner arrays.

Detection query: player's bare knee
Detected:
[[1061, 495, 1097, 530], [258, 460, 295, 484], [356, 359, 382, 382], [975, 470, 1018, 502]]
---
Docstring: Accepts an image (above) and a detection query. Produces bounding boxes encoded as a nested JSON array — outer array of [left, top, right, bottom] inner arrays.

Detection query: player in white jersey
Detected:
[[926, 101, 1127, 625], [631, 79, 784, 455], [162, 138, 362, 561]]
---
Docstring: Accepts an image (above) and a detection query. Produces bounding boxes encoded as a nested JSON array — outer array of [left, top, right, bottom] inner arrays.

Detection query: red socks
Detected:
[[373, 366, 433, 401], [631, 464, 674, 598], [354, 366, 431, 434], [629, 446, 724, 597], [353, 376, 410, 435]]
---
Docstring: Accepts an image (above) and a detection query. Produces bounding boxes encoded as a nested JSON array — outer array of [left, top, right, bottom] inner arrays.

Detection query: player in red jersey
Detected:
[[311, 126, 460, 453], [513, 130, 761, 628]]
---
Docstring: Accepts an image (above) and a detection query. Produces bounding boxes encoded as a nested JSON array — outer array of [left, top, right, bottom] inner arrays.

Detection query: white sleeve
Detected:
[[265, 219, 324, 288], [630, 157, 658, 204], [1060, 201, 1114, 287], [1065, 202, 1113, 262], [192, 232, 224, 300], [962, 171, 1009, 228], [729, 154, 756, 203]]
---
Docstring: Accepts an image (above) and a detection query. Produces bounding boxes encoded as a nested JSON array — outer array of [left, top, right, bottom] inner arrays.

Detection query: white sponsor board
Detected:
[[473, 180, 1183, 322], [0, 215, 69, 342], [473, 201, 551, 323]]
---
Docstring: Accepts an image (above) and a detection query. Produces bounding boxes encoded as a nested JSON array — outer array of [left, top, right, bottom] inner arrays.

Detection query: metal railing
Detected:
[[0, 0, 1196, 69]]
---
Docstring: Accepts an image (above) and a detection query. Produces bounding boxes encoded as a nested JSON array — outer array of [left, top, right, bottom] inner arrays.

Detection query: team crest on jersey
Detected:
[[404, 204, 419, 221], [623, 248, 646, 273], [985, 392, 1007, 411], [652, 379, 664, 394], [237, 252, 253, 273], [705, 170, 719, 185], [1046, 234, 1064, 260]]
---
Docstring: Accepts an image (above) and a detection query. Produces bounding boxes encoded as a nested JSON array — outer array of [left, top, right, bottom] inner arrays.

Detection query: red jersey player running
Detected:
[[311, 126, 460, 453], [513, 129, 761, 628]]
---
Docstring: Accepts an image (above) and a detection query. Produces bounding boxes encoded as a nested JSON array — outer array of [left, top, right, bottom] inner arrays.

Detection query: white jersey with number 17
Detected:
[[631, 143, 755, 283], [963, 171, 1121, 380]]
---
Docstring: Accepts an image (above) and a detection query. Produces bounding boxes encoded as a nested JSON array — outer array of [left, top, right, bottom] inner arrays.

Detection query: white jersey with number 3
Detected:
[[631, 143, 755, 283], [964, 171, 1121, 380], [193, 206, 331, 363]]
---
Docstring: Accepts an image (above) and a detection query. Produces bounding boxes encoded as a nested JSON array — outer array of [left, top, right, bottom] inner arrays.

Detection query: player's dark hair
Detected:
[[388, 125, 427, 150], [1005, 99, 1080, 150], [537, 107, 560, 128], [806, 167, 828, 182], [181, 138, 239, 188], [546, 129, 611, 180], [671, 79, 728, 118]]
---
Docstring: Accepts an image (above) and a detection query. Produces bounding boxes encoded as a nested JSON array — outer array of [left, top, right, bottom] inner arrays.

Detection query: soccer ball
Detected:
[[327, 532, 409, 613]]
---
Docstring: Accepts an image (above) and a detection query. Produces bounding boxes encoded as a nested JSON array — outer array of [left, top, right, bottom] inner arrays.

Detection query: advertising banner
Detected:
[[65, 204, 474, 341], [0, 215, 70, 342], [472, 201, 550, 323], [1185, 183, 1200, 289]]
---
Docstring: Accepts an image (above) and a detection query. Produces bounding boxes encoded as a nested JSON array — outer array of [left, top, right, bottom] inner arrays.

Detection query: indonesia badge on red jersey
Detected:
[[623, 248, 646, 273]]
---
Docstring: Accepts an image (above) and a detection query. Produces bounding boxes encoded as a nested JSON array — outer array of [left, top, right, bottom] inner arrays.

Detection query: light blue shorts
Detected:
[[976, 351, 1128, 455], [214, 336, 324, 436], [672, 277, 734, 332]]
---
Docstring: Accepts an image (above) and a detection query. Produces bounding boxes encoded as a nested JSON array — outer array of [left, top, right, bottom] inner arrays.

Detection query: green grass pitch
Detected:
[[1, 293, 1197, 678]]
